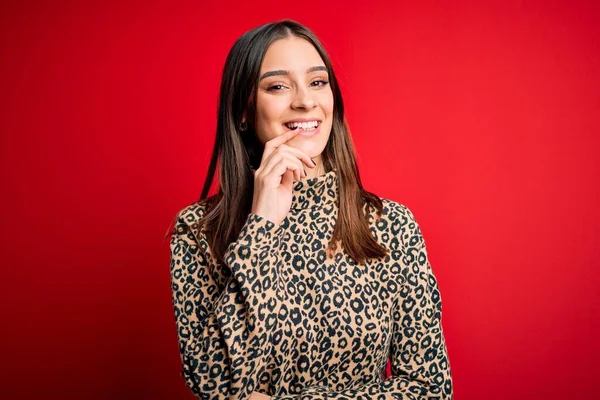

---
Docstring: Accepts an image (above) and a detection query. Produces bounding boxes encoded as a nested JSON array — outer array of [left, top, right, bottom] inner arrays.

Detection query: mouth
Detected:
[[283, 119, 321, 132]]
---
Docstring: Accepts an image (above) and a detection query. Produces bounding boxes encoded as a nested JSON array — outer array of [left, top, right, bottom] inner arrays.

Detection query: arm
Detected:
[[270, 207, 453, 400], [170, 207, 285, 400]]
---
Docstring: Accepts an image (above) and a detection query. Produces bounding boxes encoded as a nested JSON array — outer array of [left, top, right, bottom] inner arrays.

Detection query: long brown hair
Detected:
[[170, 20, 388, 265]]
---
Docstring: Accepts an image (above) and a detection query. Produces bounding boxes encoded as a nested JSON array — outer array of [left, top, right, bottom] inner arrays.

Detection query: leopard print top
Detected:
[[169, 170, 453, 400]]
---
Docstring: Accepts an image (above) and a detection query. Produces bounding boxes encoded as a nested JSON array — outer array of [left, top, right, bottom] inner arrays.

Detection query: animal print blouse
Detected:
[[169, 170, 453, 399]]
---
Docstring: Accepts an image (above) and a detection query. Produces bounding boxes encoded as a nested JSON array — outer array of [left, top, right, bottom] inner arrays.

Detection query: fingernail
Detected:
[[311, 160, 316, 166], [303, 168, 307, 177]]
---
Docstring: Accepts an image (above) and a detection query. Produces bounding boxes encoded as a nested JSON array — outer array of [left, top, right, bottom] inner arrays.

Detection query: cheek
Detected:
[[256, 98, 287, 137], [255, 109, 274, 143], [322, 92, 334, 117], [323, 100, 334, 126]]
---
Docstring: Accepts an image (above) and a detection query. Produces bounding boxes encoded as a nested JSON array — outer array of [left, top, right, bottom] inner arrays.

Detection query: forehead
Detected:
[[260, 36, 325, 72]]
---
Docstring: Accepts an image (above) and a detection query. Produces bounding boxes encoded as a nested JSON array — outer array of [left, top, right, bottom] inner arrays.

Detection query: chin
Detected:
[[294, 141, 327, 158]]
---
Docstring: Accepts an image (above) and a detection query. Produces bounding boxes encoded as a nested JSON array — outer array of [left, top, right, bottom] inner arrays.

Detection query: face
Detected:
[[250, 36, 334, 164]]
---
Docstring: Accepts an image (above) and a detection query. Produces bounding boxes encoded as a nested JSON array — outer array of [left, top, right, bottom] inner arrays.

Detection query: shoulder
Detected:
[[170, 196, 217, 243], [365, 197, 423, 251], [381, 198, 421, 226], [174, 199, 211, 227]]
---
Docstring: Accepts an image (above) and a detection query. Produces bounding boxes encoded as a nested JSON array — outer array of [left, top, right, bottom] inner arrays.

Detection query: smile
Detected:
[[283, 120, 321, 131], [282, 119, 322, 138]]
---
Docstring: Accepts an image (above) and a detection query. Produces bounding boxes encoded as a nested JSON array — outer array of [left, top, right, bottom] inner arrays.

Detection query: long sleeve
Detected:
[[169, 207, 285, 400], [269, 208, 453, 400]]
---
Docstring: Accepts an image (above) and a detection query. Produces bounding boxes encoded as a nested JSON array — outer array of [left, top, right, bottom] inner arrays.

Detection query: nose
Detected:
[[291, 86, 316, 110]]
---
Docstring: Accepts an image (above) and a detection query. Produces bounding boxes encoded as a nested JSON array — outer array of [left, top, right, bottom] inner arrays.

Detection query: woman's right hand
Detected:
[[251, 129, 316, 226]]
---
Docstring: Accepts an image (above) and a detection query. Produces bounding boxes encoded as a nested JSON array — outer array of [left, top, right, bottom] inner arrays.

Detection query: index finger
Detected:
[[262, 128, 299, 159]]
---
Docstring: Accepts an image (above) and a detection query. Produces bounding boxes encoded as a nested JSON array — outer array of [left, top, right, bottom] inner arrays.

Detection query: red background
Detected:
[[1, 1, 599, 399]]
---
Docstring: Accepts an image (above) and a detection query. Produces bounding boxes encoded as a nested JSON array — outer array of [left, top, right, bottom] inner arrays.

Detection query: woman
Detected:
[[168, 20, 453, 400]]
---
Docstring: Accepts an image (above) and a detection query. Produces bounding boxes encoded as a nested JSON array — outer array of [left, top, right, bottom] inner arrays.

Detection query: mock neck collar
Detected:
[[291, 169, 338, 211]]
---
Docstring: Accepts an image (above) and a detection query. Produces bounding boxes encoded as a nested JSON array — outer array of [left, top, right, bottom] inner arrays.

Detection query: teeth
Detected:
[[286, 121, 319, 130]]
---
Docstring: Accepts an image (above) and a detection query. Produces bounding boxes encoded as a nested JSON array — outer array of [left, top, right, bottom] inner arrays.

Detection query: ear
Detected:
[[239, 112, 249, 132]]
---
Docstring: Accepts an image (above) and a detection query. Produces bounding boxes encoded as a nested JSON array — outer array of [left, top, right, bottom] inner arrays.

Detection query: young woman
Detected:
[[168, 20, 453, 400]]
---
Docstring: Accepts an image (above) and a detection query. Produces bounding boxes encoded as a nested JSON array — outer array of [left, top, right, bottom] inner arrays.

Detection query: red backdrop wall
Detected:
[[1, 1, 599, 399]]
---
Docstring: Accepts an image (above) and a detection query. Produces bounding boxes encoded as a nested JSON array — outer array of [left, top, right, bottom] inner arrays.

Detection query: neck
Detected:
[[291, 168, 338, 211], [305, 156, 325, 179]]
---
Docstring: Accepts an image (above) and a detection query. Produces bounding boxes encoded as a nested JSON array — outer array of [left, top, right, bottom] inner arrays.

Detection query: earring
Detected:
[[239, 121, 248, 132]]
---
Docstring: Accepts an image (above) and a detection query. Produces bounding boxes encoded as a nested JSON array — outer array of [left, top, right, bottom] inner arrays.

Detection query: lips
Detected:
[[284, 122, 321, 138], [282, 119, 321, 131]]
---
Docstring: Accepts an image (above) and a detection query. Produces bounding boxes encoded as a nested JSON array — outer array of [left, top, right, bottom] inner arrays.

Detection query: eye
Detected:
[[311, 79, 329, 87], [266, 84, 286, 92]]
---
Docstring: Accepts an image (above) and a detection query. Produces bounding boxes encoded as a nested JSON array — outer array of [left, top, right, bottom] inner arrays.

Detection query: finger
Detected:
[[272, 155, 305, 181], [260, 128, 300, 163], [277, 144, 316, 169], [259, 145, 308, 179], [281, 168, 294, 187], [259, 155, 303, 183], [269, 151, 306, 178], [270, 161, 298, 186], [261, 152, 305, 180]]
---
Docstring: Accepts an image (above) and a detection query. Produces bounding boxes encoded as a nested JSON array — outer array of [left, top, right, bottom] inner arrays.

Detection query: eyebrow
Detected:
[[259, 66, 328, 81]]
